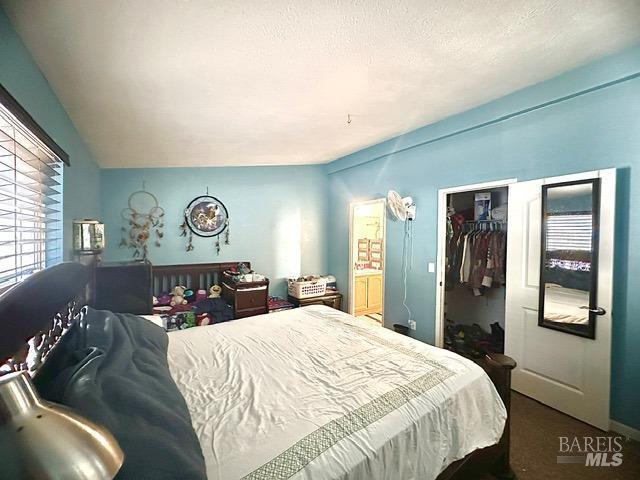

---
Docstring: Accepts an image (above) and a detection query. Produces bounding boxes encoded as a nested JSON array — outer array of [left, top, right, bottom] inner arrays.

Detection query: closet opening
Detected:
[[435, 180, 515, 358], [349, 199, 386, 327]]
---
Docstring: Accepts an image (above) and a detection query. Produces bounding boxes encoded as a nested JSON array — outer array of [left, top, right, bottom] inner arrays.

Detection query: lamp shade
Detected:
[[0, 372, 123, 479]]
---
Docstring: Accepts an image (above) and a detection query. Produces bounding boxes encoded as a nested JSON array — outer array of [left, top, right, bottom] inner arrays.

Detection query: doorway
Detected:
[[349, 199, 386, 326], [435, 179, 515, 356]]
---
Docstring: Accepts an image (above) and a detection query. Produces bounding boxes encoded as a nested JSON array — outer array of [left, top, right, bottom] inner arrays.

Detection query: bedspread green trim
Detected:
[[243, 309, 455, 480]]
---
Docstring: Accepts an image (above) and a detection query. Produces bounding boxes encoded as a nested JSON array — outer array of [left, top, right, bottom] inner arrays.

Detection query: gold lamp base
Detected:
[[0, 372, 123, 479]]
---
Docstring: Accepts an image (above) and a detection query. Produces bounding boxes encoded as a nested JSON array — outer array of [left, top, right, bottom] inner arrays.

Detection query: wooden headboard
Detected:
[[0, 262, 90, 375], [2, 262, 253, 373], [151, 262, 251, 296]]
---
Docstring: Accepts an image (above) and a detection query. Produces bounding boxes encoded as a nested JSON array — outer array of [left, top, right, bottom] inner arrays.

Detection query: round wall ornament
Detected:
[[180, 194, 230, 255], [183, 195, 229, 237]]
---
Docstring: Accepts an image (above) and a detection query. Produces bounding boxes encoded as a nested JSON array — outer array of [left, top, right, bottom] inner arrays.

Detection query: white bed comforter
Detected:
[[167, 306, 506, 480]]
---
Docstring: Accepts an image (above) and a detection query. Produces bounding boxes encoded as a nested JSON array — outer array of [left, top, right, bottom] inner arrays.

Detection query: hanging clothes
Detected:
[[483, 229, 506, 286], [447, 222, 506, 296], [469, 231, 490, 292], [459, 234, 472, 284], [445, 213, 466, 289]]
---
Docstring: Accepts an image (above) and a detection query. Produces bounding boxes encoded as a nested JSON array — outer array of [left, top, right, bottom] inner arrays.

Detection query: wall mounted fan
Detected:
[[387, 190, 416, 221], [387, 189, 417, 329]]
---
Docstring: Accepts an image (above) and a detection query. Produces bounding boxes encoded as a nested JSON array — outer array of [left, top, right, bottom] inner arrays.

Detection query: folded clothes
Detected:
[[491, 204, 507, 221]]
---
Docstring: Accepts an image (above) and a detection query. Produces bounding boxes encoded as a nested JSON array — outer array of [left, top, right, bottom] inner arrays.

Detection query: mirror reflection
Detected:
[[538, 179, 599, 339]]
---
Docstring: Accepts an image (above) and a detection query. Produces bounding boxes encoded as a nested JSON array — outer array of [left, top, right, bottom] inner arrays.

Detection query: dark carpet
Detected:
[[483, 391, 640, 479]]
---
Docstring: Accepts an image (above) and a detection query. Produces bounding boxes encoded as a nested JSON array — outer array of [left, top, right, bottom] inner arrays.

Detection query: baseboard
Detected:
[[610, 420, 640, 441]]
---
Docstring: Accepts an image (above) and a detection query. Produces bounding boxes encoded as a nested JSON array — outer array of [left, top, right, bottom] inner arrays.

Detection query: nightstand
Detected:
[[287, 292, 342, 310]]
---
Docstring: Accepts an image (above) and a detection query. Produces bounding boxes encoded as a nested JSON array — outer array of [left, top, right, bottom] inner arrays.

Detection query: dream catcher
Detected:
[[180, 192, 230, 255], [120, 186, 165, 260]]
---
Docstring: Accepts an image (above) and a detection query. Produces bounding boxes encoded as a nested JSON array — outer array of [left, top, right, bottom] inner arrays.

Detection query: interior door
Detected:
[[505, 169, 615, 430]]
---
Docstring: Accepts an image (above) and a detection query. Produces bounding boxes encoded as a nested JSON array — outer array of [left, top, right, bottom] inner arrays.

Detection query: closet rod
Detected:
[[464, 220, 506, 223]]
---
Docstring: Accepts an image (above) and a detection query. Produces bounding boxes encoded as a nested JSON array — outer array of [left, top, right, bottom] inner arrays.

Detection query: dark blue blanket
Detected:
[[34, 308, 207, 480]]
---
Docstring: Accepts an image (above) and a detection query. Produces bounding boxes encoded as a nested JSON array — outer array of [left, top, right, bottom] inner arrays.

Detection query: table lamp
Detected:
[[0, 371, 123, 479]]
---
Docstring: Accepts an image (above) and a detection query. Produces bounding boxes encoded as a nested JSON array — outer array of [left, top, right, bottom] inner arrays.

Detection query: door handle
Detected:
[[580, 306, 607, 315]]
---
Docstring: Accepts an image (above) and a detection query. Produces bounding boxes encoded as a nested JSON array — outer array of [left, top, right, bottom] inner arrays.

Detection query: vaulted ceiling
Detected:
[[3, 0, 640, 168]]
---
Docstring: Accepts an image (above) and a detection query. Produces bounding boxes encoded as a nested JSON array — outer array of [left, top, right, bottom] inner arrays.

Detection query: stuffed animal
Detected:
[[197, 313, 212, 326], [208, 284, 222, 298], [183, 311, 197, 328], [170, 285, 188, 306], [155, 293, 172, 306]]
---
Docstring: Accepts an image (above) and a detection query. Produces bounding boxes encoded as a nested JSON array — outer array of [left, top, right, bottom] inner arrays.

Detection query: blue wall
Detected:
[[4, 4, 638, 430], [327, 44, 640, 430], [0, 10, 101, 260], [101, 165, 328, 297]]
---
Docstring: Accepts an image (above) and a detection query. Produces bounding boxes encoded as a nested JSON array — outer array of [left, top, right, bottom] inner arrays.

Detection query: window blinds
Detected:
[[546, 213, 593, 251], [0, 102, 63, 289]]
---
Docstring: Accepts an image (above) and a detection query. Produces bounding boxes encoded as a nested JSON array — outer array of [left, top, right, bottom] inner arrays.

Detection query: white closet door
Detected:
[[505, 169, 615, 430]]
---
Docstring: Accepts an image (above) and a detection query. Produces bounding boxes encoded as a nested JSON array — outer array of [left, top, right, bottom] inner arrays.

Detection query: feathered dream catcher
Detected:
[[119, 187, 165, 260], [179, 192, 230, 255]]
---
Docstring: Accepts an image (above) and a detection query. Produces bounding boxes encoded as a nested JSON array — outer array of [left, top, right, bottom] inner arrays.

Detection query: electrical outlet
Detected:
[[408, 319, 416, 330]]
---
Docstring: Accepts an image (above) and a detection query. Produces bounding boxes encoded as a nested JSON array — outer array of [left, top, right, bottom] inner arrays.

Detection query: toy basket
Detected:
[[288, 277, 327, 299]]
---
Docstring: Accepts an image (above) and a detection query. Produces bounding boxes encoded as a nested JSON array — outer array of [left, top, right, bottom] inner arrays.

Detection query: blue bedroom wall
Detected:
[[4, 3, 638, 430], [326, 44, 640, 430], [0, 9, 101, 260], [100, 165, 328, 297]]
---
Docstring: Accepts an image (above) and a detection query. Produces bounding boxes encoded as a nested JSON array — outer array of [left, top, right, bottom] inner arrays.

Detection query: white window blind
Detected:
[[546, 213, 593, 251], [0, 102, 63, 289]]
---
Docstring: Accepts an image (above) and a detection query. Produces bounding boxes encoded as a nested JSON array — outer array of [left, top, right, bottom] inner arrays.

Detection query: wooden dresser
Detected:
[[221, 273, 269, 319]]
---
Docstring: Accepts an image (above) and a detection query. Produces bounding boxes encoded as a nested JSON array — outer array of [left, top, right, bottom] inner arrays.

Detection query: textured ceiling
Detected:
[[3, 0, 640, 168]]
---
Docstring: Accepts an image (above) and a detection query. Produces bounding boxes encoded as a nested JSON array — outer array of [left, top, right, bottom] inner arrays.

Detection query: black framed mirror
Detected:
[[538, 178, 602, 339]]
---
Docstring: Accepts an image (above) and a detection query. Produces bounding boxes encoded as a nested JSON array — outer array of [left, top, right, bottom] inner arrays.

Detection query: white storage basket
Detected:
[[288, 277, 327, 299]]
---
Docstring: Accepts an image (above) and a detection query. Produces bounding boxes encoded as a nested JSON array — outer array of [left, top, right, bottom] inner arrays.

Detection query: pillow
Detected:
[[34, 308, 207, 480]]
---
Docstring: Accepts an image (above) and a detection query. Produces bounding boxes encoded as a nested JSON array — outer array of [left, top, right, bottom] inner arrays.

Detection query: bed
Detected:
[[0, 263, 516, 480], [542, 283, 590, 324]]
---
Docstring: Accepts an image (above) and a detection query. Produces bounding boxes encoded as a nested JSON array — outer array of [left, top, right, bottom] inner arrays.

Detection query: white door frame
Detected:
[[435, 178, 518, 347], [348, 198, 387, 320]]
